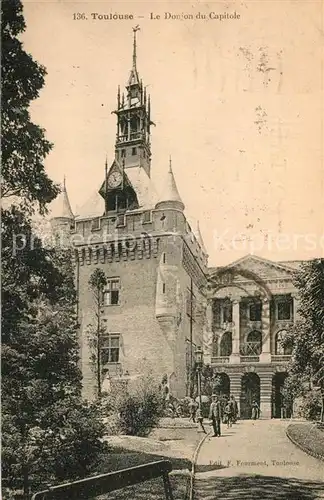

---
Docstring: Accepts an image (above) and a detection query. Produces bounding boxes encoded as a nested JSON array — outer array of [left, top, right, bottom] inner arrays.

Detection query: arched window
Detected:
[[275, 330, 292, 355], [220, 331, 232, 356], [247, 330, 262, 355]]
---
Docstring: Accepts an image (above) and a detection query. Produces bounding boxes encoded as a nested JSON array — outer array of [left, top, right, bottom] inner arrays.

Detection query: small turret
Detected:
[[155, 157, 185, 211], [50, 177, 74, 240]]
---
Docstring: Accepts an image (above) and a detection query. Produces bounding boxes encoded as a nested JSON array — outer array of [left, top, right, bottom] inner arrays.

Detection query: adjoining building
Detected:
[[51, 30, 302, 419]]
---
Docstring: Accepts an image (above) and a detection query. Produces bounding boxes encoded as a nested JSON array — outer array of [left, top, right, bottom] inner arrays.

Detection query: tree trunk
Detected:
[[321, 394, 324, 423], [23, 465, 30, 500], [97, 292, 101, 398]]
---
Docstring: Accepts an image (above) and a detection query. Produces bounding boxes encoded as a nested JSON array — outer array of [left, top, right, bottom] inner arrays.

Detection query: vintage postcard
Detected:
[[2, 0, 323, 499]]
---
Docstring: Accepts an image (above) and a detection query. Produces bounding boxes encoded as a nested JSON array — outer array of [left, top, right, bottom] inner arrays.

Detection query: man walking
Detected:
[[209, 394, 222, 437]]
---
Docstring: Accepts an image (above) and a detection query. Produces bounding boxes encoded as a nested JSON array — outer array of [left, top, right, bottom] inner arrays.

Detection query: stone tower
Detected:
[[65, 29, 208, 400]]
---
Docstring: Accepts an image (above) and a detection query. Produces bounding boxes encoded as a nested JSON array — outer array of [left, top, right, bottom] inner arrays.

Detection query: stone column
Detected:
[[230, 299, 241, 363], [229, 372, 242, 418], [259, 372, 273, 419], [260, 297, 271, 363]]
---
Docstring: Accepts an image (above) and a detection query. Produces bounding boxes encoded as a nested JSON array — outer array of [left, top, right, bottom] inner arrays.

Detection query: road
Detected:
[[194, 419, 324, 499]]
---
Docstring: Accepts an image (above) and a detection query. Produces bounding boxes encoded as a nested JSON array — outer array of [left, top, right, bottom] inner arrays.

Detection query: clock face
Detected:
[[108, 171, 122, 188]]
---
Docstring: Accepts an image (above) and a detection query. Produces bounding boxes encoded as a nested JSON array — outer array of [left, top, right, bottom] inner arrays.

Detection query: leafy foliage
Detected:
[[284, 259, 324, 421], [2, 0, 59, 213], [117, 374, 164, 437], [2, 2, 107, 496]]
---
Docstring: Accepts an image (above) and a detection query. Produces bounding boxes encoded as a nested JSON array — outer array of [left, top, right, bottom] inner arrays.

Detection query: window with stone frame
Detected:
[[103, 278, 120, 306], [249, 301, 262, 321], [277, 299, 291, 321], [101, 334, 120, 364]]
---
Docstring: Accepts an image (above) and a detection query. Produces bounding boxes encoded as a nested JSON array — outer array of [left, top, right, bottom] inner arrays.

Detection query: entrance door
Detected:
[[241, 373, 260, 419]]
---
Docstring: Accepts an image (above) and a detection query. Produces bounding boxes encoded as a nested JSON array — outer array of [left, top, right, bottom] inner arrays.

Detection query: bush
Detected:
[[117, 375, 164, 437], [300, 389, 322, 421]]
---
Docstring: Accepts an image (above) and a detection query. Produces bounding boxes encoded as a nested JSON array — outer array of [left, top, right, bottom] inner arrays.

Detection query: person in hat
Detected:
[[209, 394, 222, 437]]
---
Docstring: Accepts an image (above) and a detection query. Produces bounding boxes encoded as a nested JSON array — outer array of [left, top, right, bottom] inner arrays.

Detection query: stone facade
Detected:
[[204, 255, 300, 418]]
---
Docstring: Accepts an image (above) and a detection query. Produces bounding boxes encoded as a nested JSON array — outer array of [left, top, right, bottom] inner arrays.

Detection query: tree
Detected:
[[88, 268, 107, 398], [2, 2, 107, 496], [2, 0, 59, 214], [284, 259, 324, 421]]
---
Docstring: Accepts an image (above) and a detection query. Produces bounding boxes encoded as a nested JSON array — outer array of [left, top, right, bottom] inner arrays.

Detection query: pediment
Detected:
[[225, 255, 295, 281]]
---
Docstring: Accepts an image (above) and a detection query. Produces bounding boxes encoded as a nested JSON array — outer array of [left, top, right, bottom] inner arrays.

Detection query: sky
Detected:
[[22, 0, 324, 266]]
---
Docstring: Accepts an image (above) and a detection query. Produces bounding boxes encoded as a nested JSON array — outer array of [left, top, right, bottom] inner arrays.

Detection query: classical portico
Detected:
[[204, 255, 297, 419]]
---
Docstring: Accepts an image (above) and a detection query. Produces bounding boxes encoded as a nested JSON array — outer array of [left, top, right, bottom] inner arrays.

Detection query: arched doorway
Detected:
[[241, 373, 260, 419], [220, 331, 232, 356], [272, 372, 289, 418]]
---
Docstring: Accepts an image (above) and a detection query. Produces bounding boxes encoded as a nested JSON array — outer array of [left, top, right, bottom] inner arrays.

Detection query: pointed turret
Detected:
[[155, 157, 185, 212], [51, 177, 74, 221], [195, 220, 208, 256]]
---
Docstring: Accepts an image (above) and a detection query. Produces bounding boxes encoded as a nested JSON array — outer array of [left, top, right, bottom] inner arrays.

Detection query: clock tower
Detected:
[[113, 26, 153, 177], [99, 27, 154, 214]]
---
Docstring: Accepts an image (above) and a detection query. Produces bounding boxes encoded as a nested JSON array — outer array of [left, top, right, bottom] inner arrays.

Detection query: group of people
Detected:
[[189, 394, 239, 436]]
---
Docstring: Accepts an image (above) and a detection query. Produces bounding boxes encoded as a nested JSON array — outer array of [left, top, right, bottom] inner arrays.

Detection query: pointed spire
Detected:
[[51, 177, 74, 220], [127, 26, 140, 87], [155, 157, 185, 211], [132, 25, 139, 70], [117, 85, 120, 109], [196, 220, 208, 256]]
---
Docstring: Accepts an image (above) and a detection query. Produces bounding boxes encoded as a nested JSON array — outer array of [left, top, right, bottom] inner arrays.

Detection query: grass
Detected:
[[92, 426, 203, 499], [287, 422, 324, 459]]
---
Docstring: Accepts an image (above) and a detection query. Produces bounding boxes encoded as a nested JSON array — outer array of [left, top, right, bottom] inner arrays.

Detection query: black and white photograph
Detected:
[[2, 1, 324, 499]]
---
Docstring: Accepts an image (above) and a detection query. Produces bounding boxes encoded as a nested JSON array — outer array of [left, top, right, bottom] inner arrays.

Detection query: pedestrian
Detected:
[[224, 401, 234, 428], [196, 406, 206, 433], [230, 395, 238, 423], [251, 400, 260, 420], [189, 398, 198, 423], [209, 394, 222, 437]]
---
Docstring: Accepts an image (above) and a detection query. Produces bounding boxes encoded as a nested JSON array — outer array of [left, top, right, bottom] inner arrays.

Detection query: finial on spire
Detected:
[[169, 155, 172, 172], [132, 25, 140, 69], [63, 175, 66, 190]]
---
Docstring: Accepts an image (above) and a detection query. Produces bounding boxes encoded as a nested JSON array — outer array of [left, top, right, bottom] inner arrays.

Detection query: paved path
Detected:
[[194, 419, 323, 499]]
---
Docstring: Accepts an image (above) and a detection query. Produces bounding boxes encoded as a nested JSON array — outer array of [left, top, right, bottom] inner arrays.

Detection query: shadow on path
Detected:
[[194, 474, 324, 500]]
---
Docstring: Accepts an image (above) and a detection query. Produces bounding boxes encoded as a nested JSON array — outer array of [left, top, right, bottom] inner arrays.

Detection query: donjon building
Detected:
[[51, 30, 301, 419]]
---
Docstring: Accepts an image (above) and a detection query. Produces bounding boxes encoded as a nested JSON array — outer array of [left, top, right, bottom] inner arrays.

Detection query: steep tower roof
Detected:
[[127, 25, 140, 87], [50, 177, 74, 220], [195, 220, 208, 256], [155, 157, 185, 211]]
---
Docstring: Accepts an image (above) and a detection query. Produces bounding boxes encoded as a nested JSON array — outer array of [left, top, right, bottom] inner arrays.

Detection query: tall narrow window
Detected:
[[103, 278, 120, 306], [101, 334, 120, 363], [162, 283, 166, 294], [132, 147, 137, 156]]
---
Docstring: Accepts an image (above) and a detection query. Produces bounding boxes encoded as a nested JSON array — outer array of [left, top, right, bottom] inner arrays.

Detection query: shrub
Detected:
[[117, 375, 164, 437], [300, 389, 322, 421]]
